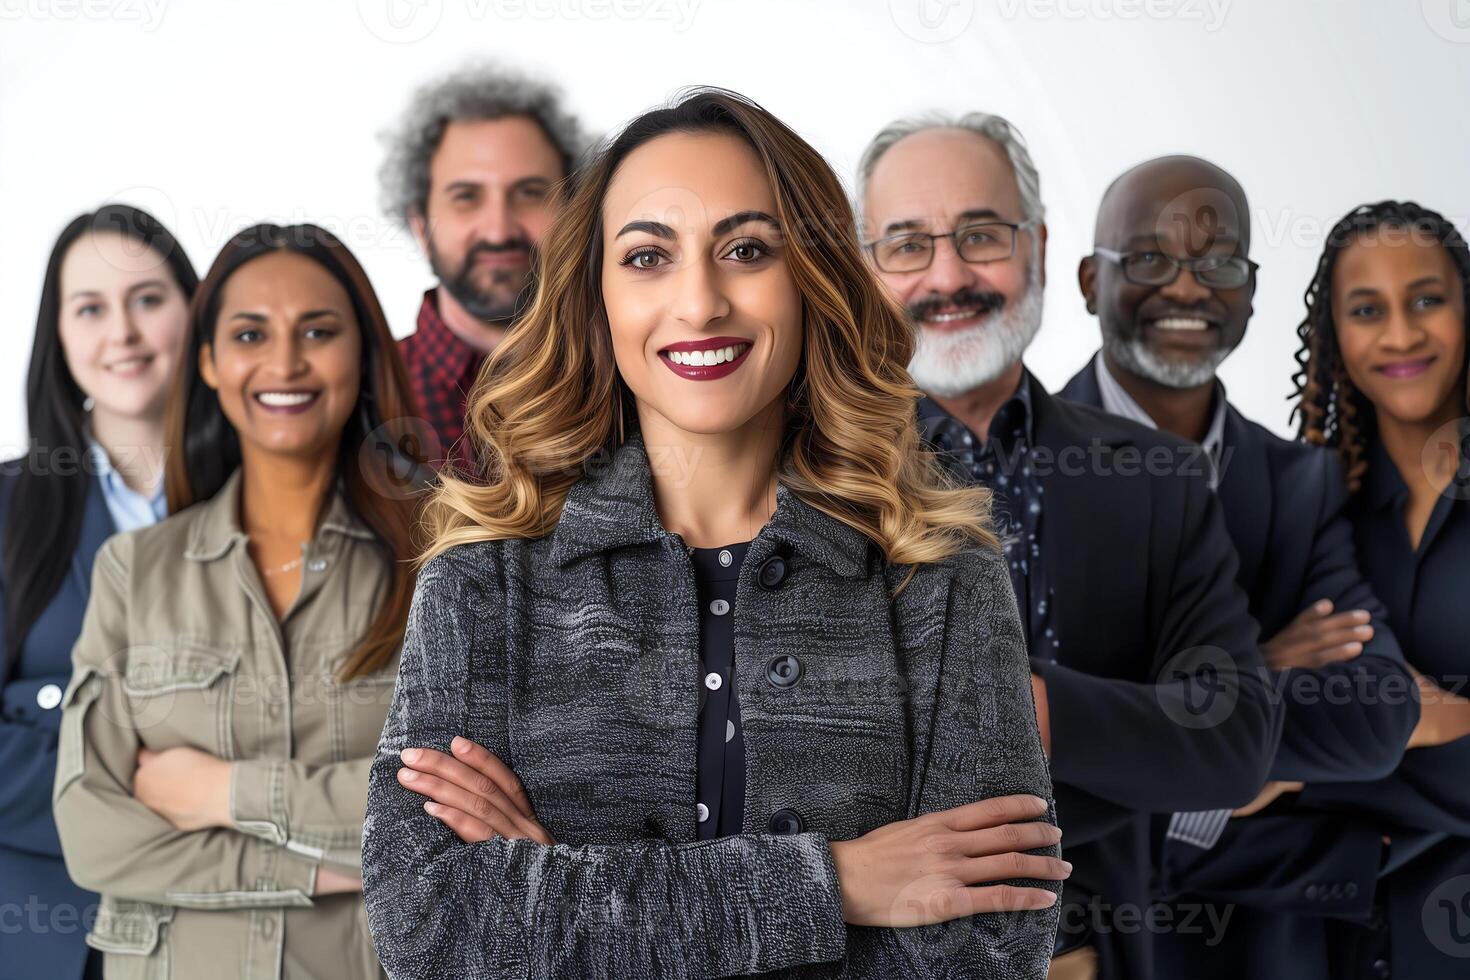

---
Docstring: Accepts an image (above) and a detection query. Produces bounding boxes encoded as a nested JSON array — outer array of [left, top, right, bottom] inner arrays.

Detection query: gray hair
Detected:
[[855, 111, 1045, 231], [379, 63, 591, 227]]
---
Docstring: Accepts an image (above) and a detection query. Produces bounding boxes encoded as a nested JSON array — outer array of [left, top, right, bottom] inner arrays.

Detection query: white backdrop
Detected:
[[2, 0, 1468, 452]]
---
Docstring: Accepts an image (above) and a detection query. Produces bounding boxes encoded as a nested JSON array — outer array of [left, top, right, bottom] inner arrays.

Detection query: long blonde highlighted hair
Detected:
[[423, 88, 998, 581]]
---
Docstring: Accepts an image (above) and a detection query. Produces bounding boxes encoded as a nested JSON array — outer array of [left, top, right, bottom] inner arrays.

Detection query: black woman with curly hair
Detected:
[[1290, 200, 1470, 977]]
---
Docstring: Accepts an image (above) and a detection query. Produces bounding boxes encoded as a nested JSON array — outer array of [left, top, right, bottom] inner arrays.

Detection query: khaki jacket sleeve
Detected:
[[53, 533, 322, 909], [230, 756, 374, 872]]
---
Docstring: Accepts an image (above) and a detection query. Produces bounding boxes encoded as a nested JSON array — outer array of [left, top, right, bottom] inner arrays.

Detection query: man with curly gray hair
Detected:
[[381, 63, 589, 469]]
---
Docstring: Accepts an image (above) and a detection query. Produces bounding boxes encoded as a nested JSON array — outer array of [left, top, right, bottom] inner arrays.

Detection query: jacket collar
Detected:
[[550, 430, 873, 578], [184, 468, 376, 563]]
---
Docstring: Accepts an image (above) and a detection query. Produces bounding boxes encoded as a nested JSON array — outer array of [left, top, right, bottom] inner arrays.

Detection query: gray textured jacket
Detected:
[[361, 433, 1060, 978]]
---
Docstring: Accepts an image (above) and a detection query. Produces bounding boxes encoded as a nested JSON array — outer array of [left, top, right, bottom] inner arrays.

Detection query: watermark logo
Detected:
[[1422, 417, 1470, 502], [357, 0, 444, 43], [1423, 874, 1470, 957], [1156, 645, 1239, 730], [889, 0, 975, 43], [1422, 0, 1470, 43]]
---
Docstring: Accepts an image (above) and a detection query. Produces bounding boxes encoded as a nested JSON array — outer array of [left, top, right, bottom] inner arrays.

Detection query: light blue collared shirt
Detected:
[[87, 442, 167, 533]]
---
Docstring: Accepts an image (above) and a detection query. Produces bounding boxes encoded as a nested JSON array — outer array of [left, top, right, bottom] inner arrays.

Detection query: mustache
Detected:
[[464, 239, 533, 263], [908, 290, 1006, 322]]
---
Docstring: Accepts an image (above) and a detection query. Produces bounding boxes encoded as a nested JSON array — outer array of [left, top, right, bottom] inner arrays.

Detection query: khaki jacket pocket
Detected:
[[122, 642, 242, 755], [86, 898, 174, 979]]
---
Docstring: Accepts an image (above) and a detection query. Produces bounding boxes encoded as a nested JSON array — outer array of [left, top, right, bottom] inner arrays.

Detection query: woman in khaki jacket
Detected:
[[54, 223, 427, 979]]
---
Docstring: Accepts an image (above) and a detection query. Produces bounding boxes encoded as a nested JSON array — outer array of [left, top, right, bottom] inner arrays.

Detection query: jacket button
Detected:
[[1371, 958, 1390, 979], [769, 808, 804, 835], [1305, 885, 1319, 900], [1345, 882, 1358, 898], [757, 556, 787, 589], [767, 654, 803, 688], [36, 683, 62, 710]]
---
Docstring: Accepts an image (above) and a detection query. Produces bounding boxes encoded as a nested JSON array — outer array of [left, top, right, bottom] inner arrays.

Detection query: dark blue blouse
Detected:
[[690, 540, 749, 839]]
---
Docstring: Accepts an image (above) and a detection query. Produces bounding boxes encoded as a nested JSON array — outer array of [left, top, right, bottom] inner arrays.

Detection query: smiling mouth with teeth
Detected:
[[104, 355, 154, 373], [254, 391, 320, 408], [1150, 316, 1214, 332], [658, 339, 754, 381], [663, 343, 750, 367]]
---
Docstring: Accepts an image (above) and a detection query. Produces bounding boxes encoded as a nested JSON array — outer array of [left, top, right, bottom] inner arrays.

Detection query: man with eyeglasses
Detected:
[[1061, 155, 1420, 980], [859, 118, 1284, 980]]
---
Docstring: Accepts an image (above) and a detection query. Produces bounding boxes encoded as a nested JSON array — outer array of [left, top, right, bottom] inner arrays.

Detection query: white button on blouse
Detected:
[[36, 683, 62, 710], [704, 672, 722, 691], [696, 802, 710, 823]]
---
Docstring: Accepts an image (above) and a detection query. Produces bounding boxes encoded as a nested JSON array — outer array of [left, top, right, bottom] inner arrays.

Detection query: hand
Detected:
[[828, 794, 1066, 927], [1231, 781, 1304, 818], [1406, 667, 1470, 749], [313, 866, 363, 895], [398, 736, 554, 845], [1261, 600, 1373, 670], [1030, 673, 1051, 757], [133, 746, 233, 831]]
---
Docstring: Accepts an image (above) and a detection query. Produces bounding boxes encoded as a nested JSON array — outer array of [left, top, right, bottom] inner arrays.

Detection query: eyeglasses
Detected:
[[865, 219, 1037, 274], [1092, 247, 1257, 289]]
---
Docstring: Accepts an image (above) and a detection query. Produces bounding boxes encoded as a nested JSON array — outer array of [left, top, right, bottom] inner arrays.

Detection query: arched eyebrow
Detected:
[[616, 220, 675, 241], [712, 210, 779, 236], [616, 210, 780, 242]]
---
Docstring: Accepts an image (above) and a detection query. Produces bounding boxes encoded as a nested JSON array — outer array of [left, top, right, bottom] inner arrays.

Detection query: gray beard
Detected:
[[907, 275, 1045, 398], [1104, 334, 1229, 389]]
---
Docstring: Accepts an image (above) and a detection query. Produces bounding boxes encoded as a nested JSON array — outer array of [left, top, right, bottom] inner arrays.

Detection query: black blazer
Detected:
[[930, 374, 1284, 980], [1060, 362, 1419, 980]]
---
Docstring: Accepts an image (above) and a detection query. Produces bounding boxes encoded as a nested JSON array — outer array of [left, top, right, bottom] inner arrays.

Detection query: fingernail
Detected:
[[1044, 892, 1058, 906], [452, 737, 470, 754], [399, 768, 417, 783], [401, 748, 420, 764], [1061, 861, 1073, 872], [424, 801, 438, 815], [1316, 600, 1332, 613]]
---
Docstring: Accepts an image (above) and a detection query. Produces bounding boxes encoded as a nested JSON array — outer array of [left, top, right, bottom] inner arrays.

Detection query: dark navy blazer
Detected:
[[0, 469, 114, 980], [930, 374, 1284, 980], [1060, 362, 1419, 980]]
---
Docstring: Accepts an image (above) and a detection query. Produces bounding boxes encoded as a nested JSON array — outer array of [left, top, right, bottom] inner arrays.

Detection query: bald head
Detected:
[[1095, 155, 1249, 252]]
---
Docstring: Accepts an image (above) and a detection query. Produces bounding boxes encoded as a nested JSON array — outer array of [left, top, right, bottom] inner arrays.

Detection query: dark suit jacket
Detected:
[[0, 468, 113, 980], [1060, 361, 1419, 980], [925, 373, 1283, 980]]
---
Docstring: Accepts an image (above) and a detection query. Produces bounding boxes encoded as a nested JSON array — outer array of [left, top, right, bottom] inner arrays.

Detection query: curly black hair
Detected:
[[1291, 200, 1470, 494]]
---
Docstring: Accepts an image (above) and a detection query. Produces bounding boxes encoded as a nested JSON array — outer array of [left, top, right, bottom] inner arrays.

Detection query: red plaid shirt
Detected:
[[398, 289, 486, 473]]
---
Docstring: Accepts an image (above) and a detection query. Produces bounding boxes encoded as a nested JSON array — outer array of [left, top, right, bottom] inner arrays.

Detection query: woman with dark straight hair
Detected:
[[1, 204, 195, 980], [1291, 201, 1470, 977], [363, 88, 1063, 979], [55, 223, 427, 978]]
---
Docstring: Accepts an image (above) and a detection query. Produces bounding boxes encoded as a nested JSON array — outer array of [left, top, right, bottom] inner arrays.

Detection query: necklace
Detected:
[[260, 556, 303, 578], [248, 537, 307, 578]]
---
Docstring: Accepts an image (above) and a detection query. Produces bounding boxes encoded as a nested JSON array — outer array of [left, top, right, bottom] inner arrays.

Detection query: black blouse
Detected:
[[690, 540, 750, 839]]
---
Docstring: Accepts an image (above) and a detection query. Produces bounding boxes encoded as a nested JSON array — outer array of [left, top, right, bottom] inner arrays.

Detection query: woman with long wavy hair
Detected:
[[1290, 201, 1470, 977], [55, 223, 427, 978], [362, 88, 1064, 979]]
